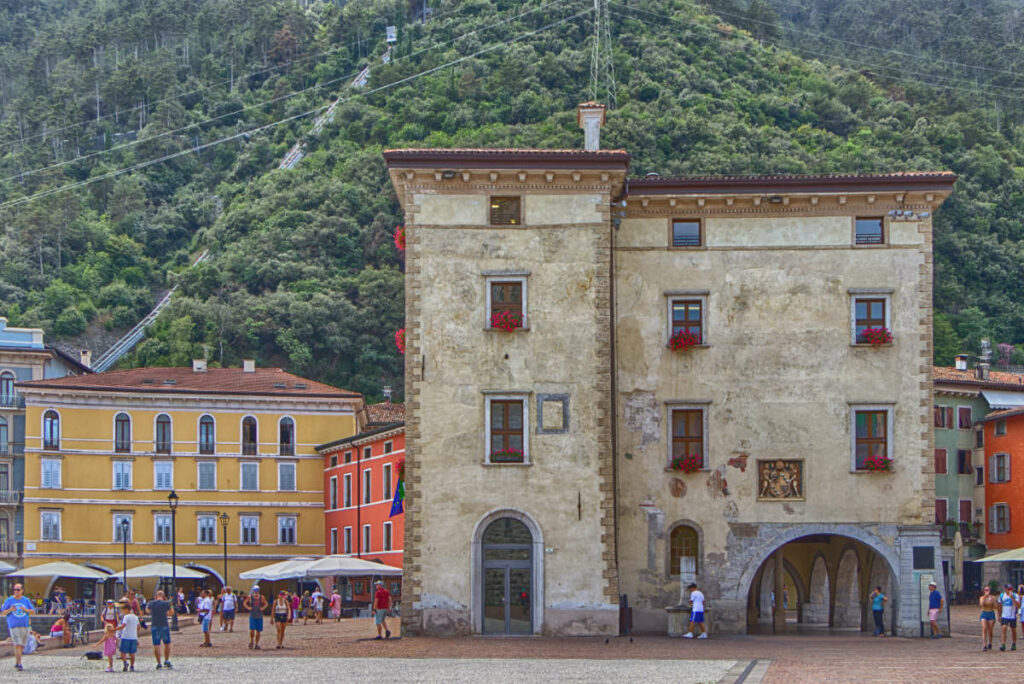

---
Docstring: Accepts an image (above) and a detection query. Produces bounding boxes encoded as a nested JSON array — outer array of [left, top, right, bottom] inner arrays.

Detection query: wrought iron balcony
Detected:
[[0, 393, 24, 409], [0, 540, 19, 557], [0, 491, 21, 505], [0, 442, 24, 456]]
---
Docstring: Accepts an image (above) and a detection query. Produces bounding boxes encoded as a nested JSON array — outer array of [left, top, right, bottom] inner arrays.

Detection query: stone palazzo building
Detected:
[[385, 107, 956, 636]]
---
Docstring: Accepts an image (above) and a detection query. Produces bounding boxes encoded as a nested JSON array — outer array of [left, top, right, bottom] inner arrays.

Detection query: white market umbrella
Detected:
[[0, 561, 16, 574], [122, 562, 206, 579], [13, 561, 109, 580], [305, 556, 403, 578], [951, 530, 964, 592], [238, 557, 316, 581], [976, 547, 1024, 562]]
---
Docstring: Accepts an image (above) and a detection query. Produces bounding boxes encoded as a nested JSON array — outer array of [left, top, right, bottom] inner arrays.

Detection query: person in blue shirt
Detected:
[[928, 581, 943, 639], [998, 584, 1019, 651], [869, 586, 887, 636], [1, 584, 36, 671]]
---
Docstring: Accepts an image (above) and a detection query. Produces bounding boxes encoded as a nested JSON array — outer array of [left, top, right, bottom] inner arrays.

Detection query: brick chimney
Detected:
[[955, 354, 968, 371], [577, 102, 607, 151], [976, 362, 990, 381], [243, 359, 255, 373], [80, 350, 92, 368]]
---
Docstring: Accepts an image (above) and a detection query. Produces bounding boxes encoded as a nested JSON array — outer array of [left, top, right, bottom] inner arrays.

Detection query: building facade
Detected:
[[978, 407, 1024, 586], [318, 401, 405, 605], [16, 361, 360, 596], [0, 317, 90, 573], [385, 107, 956, 636]]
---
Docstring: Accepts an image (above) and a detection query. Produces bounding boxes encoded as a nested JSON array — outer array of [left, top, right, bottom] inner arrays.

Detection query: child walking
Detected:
[[100, 622, 118, 672]]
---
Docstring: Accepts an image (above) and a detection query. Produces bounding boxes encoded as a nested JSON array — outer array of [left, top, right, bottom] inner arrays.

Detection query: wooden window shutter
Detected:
[[934, 406, 941, 427], [1008, 454, 1012, 482], [1007, 504, 1012, 532], [990, 454, 997, 483], [990, 505, 997, 533], [934, 449, 946, 475], [945, 407, 954, 428]]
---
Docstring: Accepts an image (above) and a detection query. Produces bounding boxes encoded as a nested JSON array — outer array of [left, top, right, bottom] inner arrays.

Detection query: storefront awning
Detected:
[[976, 547, 1024, 562], [981, 390, 1024, 409]]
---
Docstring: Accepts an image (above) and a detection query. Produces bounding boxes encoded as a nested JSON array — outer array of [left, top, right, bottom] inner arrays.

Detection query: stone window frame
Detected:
[[934, 448, 947, 475], [153, 513, 172, 544], [664, 291, 710, 348], [153, 460, 174, 491], [484, 271, 530, 331], [991, 502, 1011, 534], [669, 218, 704, 249], [934, 497, 948, 524], [240, 461, 259, 492], [666, 520, 703, 578], [112, 459, 133, 491], [483, 390, 531, 466], [996, 419, 1007, 436], [852, 216, 888, 247], [489, 196, 522, 226], [278, 514, 298, 545], [664, 400, 711, 470], [196, 460, 217, 491], [848, 403, 895, 473], [41, 457, 62, 489], [240, 514, 260, 545], [197, 514, 217, 544], [536, 394, 570, 435], [40, 509, 61, 541], [990, 452, 1010, 483], [848, 289, 893, 346], [112, 512, 133, 543]]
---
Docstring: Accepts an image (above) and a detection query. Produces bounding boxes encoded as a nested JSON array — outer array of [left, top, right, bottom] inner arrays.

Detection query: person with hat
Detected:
[[682, 582, 707, 639], [372, 580, 392, 640], [1, 583, 35, 671], [999, 583, 1019, 651], [243, 586, 267, 650], [927, 581, 943, 639], [100, 598, 119, 629]]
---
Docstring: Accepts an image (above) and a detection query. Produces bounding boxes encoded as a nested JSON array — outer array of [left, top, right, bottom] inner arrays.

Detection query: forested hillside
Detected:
[[2, 0, 1024, 399]]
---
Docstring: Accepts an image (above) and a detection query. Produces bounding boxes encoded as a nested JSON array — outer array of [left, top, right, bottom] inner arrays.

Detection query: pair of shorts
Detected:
[[8, 626, 29, 647], [201, 616, 212, 632], [374, 609, 389, 625], [119, 638, 138, 655], [981, 610, 997, 621], [1002, 617, 1017, 627], [223, 609, 235, 621], [691, 611, 705, 624], [249, 616, 264, 632], [274, 613, 289, 623], [150, 626, 171, 645], [928, 608, 941, 621]]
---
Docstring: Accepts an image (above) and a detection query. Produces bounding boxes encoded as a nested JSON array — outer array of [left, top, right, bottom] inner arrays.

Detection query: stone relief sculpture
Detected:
[[758, 459, 804, 500]]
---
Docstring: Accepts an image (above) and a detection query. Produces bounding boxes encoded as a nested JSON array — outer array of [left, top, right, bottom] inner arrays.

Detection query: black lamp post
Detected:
[[120, 517, 130, 593], [219, 512, 229, 588], [168, 490, 179, 631]]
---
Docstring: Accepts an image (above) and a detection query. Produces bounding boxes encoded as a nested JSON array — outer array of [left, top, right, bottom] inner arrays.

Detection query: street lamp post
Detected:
[[168, 490, 179, 631], [219, 512, 229, 589], [120, 518, 130, 593]]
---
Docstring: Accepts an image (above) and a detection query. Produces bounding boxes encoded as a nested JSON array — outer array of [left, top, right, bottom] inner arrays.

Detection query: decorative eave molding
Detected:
[[18, 388, 360, 414], [621, 192, 947, 218], [317, 425, 405, 453], [934, 387, 981, 399]]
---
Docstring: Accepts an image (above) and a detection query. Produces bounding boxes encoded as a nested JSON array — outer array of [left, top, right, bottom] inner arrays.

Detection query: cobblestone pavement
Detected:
[[16, 604, 1024, 683]]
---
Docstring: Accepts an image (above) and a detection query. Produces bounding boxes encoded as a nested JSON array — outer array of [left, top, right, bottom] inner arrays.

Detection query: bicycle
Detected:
[[69, 616, 90, 646]]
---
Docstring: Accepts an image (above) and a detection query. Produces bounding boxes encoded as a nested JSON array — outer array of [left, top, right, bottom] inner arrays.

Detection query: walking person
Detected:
[[244, 586, 267, 649], [301, 590, 311, 625], [115, 602, 140, 672], [682, 582, 707, 639], [1, 583, 35, 671], [100, 598, 119, 628], [100, 622, 118, 672], [1018, 585, 1024, 641], [147, 589, 174, 669], [927, 581, 943, 639], [869, 586, 887, 636], [221, 586, 237, 632], [330, 588, 341, 621], [312, 587, 324, 624], [372, 580, 392, 640], [980, 584, 999, 650], [198, 589, 213, 647], [999, 584, 1019, 651], [290, 591, 300, 622], [273, 591, 291, 649]]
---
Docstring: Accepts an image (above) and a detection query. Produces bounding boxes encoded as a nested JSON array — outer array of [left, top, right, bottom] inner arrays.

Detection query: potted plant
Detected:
[[862, 453, 894, 472], [491, 310, 523, 332], [490, 447, 524, 463], [394, 225, 405, 251], [669, 330, 701, 351], [395, 328, 406, 354], [858, 327, 893, 347], [669, 454, 703, 473]]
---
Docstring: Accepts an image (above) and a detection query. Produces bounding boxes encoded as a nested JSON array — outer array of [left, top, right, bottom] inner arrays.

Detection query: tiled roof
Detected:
[[17, 366, 359, 398], [628, 171, 957, 194], [977, 407, 1024, 423], [933, 366, 1024, 391], [383, 148, 628, 156], [366, 402, 405, 425], [383, 148, 631, 170]]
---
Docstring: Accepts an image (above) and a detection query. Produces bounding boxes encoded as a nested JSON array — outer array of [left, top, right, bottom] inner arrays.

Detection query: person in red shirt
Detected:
[[372, 581, 391, 640]]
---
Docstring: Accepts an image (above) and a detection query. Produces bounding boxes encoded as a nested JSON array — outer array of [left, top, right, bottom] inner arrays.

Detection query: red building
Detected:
[[979, 408, 1024, 551], [318, 401, 404, 605]]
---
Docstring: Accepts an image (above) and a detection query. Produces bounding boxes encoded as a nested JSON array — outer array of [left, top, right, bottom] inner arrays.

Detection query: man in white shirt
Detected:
[[311, 589, 324, 624], [683, 582, 707, 639], [115, 603, 141, 672], [198, 590, 213, 647], [220, 588, 237, 633]]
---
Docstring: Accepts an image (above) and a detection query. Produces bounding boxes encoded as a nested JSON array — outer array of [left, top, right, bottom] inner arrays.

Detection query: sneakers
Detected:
[[164, 661, 173, 669], [385, 630, 391, 639], [374, 635, 383, 640], [123, 662, 129, 672], [682, 632, 694, 639], [697, 633, 708, 639], [1000, 644, 1006, 651], [15, 664, 23, 670], [253, 645, 261, 650], [1013, 644, 1017, 651], [129, 666, 135, 672], [105, 668, 114, 673], [156, 663, 163, 670]]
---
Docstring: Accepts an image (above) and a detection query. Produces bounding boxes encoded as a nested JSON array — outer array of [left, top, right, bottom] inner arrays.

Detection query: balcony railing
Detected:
[[940, 521, 982, 543], [0, 491, 21, 505], [0, 540, 19, 557], [0, 393, 24, 409], [0, 442, 24, 456], [242, 442, 258, 456], [279, 443, 295, 456]]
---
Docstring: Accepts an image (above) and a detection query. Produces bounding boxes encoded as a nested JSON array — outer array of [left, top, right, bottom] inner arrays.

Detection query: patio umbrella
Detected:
[[238, 557, 316, 581], [952, 530, 964, 592], [305, 556, 403, 578], [976, 547, 1024, 562], [12, 561, 109, 579], [0, 561, 16, 574], [122, 562, 206, 579]]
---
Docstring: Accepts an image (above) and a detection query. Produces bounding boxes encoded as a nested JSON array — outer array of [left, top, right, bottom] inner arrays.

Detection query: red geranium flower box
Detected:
[[669, 330, 701, 351], [858, 327, 893, 347], [862, 454, 893, 472], [491, 311, 523, 332], [669, 454, 703, 473]]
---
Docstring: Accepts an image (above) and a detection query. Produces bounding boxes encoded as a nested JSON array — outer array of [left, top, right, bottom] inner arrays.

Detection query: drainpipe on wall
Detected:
[[356, 447, 362, 558]]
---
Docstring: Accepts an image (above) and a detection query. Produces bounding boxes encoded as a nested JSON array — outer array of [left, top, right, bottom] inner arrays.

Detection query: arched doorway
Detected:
[[833, 548, 861, 628], [805, 555, 830, 625], [481, 518, 533, 634]]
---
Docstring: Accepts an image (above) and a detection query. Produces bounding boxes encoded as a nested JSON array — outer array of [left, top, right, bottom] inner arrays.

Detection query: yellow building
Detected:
[[16, 360, 361, 597]]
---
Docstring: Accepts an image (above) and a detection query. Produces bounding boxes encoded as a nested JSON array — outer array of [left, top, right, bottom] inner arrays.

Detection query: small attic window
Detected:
[[490, 197, 521, 225], [294, 383, 308, 389], [163, 379, 177, 385], [274, 382, 287, 389], [142, 379, 155, 385]]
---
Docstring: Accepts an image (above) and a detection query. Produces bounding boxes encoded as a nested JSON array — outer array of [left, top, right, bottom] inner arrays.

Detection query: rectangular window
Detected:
[[957, 450, 972, 475], [992, 453, 1010, 483], [853, 298, 887, 343], [154, 514, 172, 544], [670, 299, 703, 342], [933, 405, 953, 429], [384, 441, 393, 454], [113, 514, 132, 543], [670, 408, 705, 467], [383, 521, 393, 551], [41, 459, 61, 489], [934, 448, 947, 475], [855, 216, 884, 245], [935, 498, 947, 524], [672, 219, 702, 247], [362, 524, 371, 553], [489, 398, 525, 463], [489, 196, 520, 225], [240, 462, 259, 491], [958, 407, 973, 429], [486, 276, 528, 330], [343, 473, 352, 507], [992, 503, 1010, 534], [278, 462, 296, 491], [329, 454, 338, 467], [997, 420, 1007, 436], [344, 451, 352, 464], [383, 464, 392, 501], [363, 469, 372, 504], [329, 476, 338, 509], [960, 499, 973, 523], [278, 516, 296, 544], [976, 466, 985, 486], [197, 462, 216, 491], [853, 408, 890, 471], [113, 461, 133, 490], [198, 515, 216, 544], [241, 516, 259, 545], [363, 446, 372, 460], [154, 462, 173, 490], [40, 511, 61, 541], [343, 526, 352, 554], [977, 429, 985, 448], [330, 528, 338, 555]]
